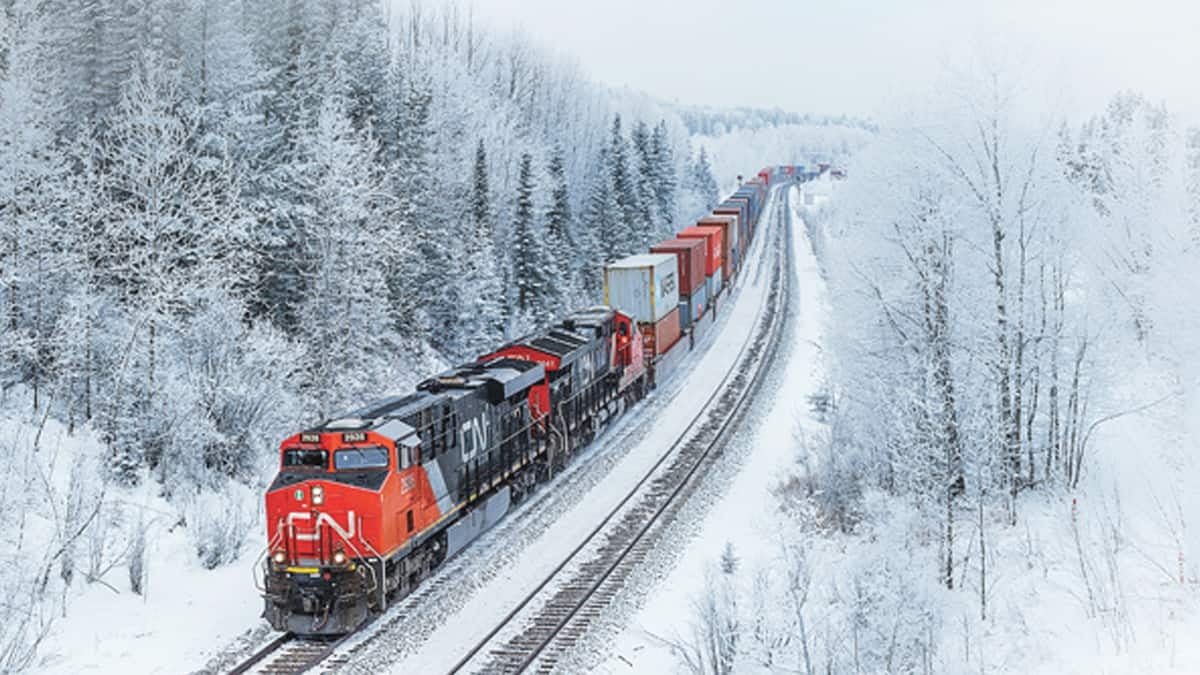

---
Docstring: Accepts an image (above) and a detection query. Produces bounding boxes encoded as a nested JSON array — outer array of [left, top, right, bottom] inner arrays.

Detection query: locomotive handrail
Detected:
[[252, 526, 285, 593]]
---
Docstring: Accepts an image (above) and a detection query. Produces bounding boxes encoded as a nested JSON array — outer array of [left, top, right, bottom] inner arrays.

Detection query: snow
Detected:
[[600, 184, 828, 673], [37, 533, 262, 674], [0, 412, 264, 675]]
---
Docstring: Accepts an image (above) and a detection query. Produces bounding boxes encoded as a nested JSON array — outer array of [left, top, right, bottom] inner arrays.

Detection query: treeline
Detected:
[[674, 103, 876, 137], [0, 0, 723, 491]]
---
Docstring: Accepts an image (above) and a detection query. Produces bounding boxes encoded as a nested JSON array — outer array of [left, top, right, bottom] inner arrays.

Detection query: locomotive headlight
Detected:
[[311, 485, 324, 505], [332, 550, 347, 566], [272, 550, 287, 565]]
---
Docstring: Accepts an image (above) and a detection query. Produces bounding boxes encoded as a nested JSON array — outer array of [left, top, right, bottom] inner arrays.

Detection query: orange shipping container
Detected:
[[639, 307, 682, 360]]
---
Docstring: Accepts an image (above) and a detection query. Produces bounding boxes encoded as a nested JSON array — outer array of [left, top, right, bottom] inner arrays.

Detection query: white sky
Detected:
[[416, 0, 1200, 124]]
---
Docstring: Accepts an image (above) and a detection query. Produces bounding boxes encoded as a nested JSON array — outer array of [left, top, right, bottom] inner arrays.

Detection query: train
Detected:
[[257, 166, 795, 635]]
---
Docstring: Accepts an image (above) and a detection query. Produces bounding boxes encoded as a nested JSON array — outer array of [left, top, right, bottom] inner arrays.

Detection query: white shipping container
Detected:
[[604, 253, 680, 324]]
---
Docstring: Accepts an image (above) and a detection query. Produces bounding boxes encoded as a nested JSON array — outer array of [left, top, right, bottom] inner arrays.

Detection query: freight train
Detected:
[[258, 167, 793, 635]]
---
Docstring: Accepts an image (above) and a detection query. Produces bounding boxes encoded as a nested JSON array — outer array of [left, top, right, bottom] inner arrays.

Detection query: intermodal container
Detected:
[[707, 268, 722, 298], [683, 281, 708, 324], [699, 214, 739, 257], [677, 225, 724, 278], [732, 191, 757, 223], [639, 307, 682, 360], [650, 238, 706, 296], [718, 199, 747, 229], [604, 253, 680, 324], [714, 203, 747, 243], [698, 215, 739, 279]]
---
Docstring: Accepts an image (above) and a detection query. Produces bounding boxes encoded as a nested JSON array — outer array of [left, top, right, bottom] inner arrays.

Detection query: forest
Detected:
[[667, 67, 1200, 674], [0, 0, 767, 665]]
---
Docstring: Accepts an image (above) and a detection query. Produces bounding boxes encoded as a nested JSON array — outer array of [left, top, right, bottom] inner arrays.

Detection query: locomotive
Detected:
[[259, 168, 783, 635]]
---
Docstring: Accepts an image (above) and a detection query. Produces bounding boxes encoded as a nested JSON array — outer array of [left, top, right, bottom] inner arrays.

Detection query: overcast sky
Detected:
[[421, 0, 1200, 124]]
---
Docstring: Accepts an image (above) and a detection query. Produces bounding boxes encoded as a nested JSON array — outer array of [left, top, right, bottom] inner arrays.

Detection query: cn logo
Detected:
[[460, 414, 490, 463], [287, 510, 356, 542]]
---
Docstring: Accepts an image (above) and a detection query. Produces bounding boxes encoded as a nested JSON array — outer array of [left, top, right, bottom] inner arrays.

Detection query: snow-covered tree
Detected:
[[609, 114, 645, 255], [511, 152, 552, 329], [293, 100, 396, 418], [457, 139, 504, 353], [543, 146, 575, 305], [650, 120, 679, 235], [691, 145, 720, 211]]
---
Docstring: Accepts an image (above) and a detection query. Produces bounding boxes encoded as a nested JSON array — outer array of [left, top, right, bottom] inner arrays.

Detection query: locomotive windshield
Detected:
[[334, 446, 390, 471], [282, 448, 328, 470]]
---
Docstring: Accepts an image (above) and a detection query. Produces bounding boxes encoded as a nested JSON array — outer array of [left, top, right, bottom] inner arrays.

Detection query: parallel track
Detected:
[[449, 187, 791, 674]]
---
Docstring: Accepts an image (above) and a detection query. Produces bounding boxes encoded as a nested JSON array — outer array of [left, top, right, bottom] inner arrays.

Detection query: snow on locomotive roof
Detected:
[[344, 391, 434, 423]]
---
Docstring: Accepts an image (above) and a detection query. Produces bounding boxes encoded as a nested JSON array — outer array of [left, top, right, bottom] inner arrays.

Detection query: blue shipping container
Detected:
[[678, 300, 691, 332], [686, 281, 709, 323]]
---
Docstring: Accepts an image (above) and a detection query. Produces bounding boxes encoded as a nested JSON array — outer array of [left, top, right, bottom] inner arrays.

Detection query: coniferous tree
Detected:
[[650, 120, 678, 236], [0, 10, 74, 412], [580, 143, 619, 299], [609, 114, 643, 256], [693, 145, 720, 211], [631, 119, 659, 241], [544, 146, 574, 305], [457, 139, 504, 352], [393, 79, 445, 345], [512, 152, 551, 327]]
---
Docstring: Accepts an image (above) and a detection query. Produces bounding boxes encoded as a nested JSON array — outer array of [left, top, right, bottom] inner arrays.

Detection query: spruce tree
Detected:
[[609, 114, 643, 256], [512, 152, 551, 326], [544, 146, 574, 305], [458, 139, 504, 351], [693, 145, 720, 211], [651, 120, 678, 236], [631, 119, 659, 244], [580, 143, 618, 300]]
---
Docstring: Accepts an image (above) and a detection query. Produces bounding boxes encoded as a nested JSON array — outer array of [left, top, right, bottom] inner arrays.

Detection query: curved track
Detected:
[[228, 185, 792, 675], [449, 187, 791, 674]]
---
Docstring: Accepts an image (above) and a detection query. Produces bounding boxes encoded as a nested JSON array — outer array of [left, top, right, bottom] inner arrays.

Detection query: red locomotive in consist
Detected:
[[260, 168, 777, 635]]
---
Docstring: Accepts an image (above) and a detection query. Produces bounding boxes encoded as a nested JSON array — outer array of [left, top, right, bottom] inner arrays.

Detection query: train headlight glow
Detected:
[[332, 550, 347, 566], [311, 485, 324, 505], [272, 550, 287, 565]]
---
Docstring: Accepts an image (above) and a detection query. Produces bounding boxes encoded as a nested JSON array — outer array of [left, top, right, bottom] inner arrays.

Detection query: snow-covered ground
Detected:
[[593, 184, 1200, 675], [0, 413, 265, 674], [597, 185, 826, 673]]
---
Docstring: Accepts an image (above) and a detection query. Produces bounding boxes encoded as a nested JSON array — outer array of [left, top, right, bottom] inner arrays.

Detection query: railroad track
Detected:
[[449, 186, 792, 674], [226, 631, 351, 675]]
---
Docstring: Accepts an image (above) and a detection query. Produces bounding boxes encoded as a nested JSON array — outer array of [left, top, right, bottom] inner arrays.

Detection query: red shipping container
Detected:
[[650, 238, 706, 296], [639, 307, 682, 360], [677, 225, 724, 277]]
